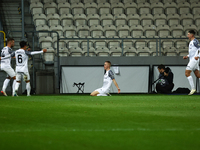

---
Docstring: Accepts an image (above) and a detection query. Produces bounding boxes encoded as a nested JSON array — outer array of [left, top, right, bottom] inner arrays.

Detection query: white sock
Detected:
[[97, 94, 107, 96], [12, 80, 16, 95], [26, 82, 31, 96], [187, 76, 195, 90], [15, 82, 20, 92], [2, 79, 10, 91]]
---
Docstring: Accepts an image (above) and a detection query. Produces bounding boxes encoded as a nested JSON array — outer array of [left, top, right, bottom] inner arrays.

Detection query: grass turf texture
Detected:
[[0, 95, 200, 150]]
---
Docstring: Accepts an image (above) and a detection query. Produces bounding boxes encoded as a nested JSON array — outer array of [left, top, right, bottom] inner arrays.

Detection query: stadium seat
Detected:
[[69, 47, 83, 57], [83, 0, 95, 4], [122, 35, 134, 48], [147, 40, 158, 54], [135, 40, 147, 49], [138, 2, 151, 15], [36, 25, 50, 37], [98, 3, 111, 15], [178, 46, 188, 56], [184, 25, 197, 35], [135, 0, 146, 3], [180, 13, 194, 26], [162, 0, 174, 3], [151, 2, 164, 15], [87, 14, 100, 26], [109, 0, 120, 3], [56, 0, 68, 3], [90, 25, 103, 37], [44, 2, 57, 15], [93, 36, 107, 49], [58, 2, 71, 14], [111, 3, 124, 15], [69, 0, 80, 4], [137, 47, 151, 56], [71, 3, 84, 15], [100, 14, 114, 26], [52, 36, 66, 49], [114, 14, 127, 26], [140, 14, 154, 26], [123, 47, 137, 56], [110, 47, 122, 57], [189, 0, 199, 3], [43, 0, 54, 3], [104, 25, 117, 37], [60, 14, 73, 26], [117, 25, 130, 37], [30, 0, 41, 3], [163, 47, 178, 56], [164, 2, 177, 15], [122, 0, 134, 3], [175, 40, 188, 48], [96, 47, 110, 56], [33, 13, 47, 26], [43, 47, 55, 65], [194, 14, 200, 26], [39, 36, 53, 48], [77, 25, 90, 37], [30, 2, 44, 15], [157, 25, 170, 37], [96, 0, 107, 3], [124, 2, 137, 15], [63, 25, 76, 37], [80, 36, 93, 49], [170, 25, 184, 37], [83, 47, 96, 56], [127, 14, 140, 26], [50, 25, 63, 37], [175, 0, 187, 3], [144, 25, 156, 38], [107, 36, 121, 48], [85, 2, 98, 15], [154, 14, 167, 26], [130, 25, 143, 38], [66, 36, 80, 48], [191, 2, 200, 15], [178, 2, 191, 14], [162, 40, 174, 49], [74, 14, 87, 26], [167, 14, 180, 26], [149, 0, 160, 3], [57, 47, 69, 57], [47, 13, 60, 26]]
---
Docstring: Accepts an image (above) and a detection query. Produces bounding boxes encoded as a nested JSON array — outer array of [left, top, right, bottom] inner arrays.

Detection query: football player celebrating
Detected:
[[0, 41, 47, 96], [183, 30, 200, 95], [90, 61, 120, 96], [0, 38, 16, 96]]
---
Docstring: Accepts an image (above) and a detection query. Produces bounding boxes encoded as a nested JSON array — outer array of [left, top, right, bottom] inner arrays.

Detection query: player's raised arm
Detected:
[[25, 48, 47, 56], [0, 52, 15, 60], [112, 79, 120, 93]]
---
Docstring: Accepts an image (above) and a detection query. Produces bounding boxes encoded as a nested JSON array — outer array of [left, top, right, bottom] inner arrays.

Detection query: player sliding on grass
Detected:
[[90, 61, 120, 96], [0, 38, 17, 96], [183, 30, 200, 95], [0, 41, 47, 96]]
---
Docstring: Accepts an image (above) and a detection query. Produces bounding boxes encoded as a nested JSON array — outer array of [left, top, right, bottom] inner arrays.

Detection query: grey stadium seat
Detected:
[[77, 25, 90, 37], [71, 3, 84, 15], [164, 2, 177, 15], [44, 2, 57, 15], [180, 13, 194, 26], [178, 2, 191, 14], [154, 14, 167, 26], [93, 36, 107, 49], [85, 2, 98, 15], [167, 14, 180, 26], [96, 47, 110, 57], [170, 25, 184, 38], [87, 14, 100, 26], [30, 2, 44, 15], [110, 47, 122, 57], [60, 14, 73, 26], [43, 47, 55, 65], [47, 13, 60, 26], [33, 13, 47, 26], [104, 25, 117, 37], [90, 25, 104, 37], [140, 14, 154, 26], [107, 36, 121, 49], [36, 25, 50, 37], [58, 2, 71, 14], [127, 14, 140, 26], [74, 14, 87, 26], [114, 14, 127, 26], [52, 36, 66, 49], [130, 25, 144, 38], [100, 14, 114, 26], [117, 25, 130, 38], [111, 3, 125, 15], [39, 36, 53, 48], [151, 2, 164, 15], [69, 47, 83, 57], [138, 2, 151, 15], [191, 2, 200, 15], [98, 3, 111, 15], [124, 2, 137, 15], [124, 47, 137, 56], [63, 25, 76, 37], [157, 25, 170, 38], [49, 25, 63, 37], [144, 25, 157, 38]]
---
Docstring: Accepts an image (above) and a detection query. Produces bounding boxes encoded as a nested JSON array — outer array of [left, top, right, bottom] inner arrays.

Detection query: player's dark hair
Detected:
[[164, 67, 170, 74], [158, 64, 165, 70], [188, 30, 195, 35], [105, 61, 111, 66], [7, 38, 14, 43], [20, 41, 27, 48]]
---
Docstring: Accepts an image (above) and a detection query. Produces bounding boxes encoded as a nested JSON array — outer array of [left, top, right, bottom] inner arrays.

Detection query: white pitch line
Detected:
[[1, 128, 200, 133]]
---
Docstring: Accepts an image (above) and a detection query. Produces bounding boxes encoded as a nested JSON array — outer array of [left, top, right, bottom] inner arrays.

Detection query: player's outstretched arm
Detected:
[[112, 79, 120, 93], [183, 55, 189, 59], [0, 54, 12, 60], [28, 49, 47, 55]]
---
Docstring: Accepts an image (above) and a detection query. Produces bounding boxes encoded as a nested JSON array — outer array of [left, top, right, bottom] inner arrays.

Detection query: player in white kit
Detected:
[[0, 41, 47, 96], [0, 38, 17, 96], [183, 30, 200, 95], [90, 61, 120, 96]]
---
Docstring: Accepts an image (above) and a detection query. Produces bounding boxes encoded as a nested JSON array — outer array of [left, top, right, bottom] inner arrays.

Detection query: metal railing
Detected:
[[0, 31, 6, 47]]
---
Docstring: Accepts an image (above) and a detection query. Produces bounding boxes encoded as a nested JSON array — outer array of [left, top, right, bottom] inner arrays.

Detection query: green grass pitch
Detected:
[[0, 94, 200, 150]]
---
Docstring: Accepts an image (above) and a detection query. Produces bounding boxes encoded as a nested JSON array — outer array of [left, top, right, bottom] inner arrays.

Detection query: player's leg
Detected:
[[5, 67, 17, 96], [1, 76, 11, 96], [24, 72, 31, 96], [14, 73, 21, 96], [90, 88, 102, 96], [186, 60, 196, 95]]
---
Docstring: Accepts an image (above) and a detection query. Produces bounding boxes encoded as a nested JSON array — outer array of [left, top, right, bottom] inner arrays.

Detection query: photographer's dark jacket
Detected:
[[157, 69, 174, 87]]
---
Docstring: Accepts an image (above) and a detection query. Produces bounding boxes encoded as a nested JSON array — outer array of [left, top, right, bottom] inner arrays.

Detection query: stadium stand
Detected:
[[28, 0, 200, 57]]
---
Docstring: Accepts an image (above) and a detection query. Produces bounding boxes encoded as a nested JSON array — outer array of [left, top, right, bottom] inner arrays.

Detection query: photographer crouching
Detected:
[[156, 64, 174, 94]]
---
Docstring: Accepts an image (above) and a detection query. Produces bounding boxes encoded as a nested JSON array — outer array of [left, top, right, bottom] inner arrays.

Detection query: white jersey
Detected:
[[10, 49, 43, 73], [101, 70, 115, 92], [188, 38, 200, 60], [0, 46, 13, 68]]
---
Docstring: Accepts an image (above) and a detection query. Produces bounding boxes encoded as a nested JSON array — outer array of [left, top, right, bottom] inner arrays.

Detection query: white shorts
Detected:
[[1, 67, 16, 78], [16, 72, 30, 82], [95, 88, 109, 94], [186, 59, 199, 71]]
